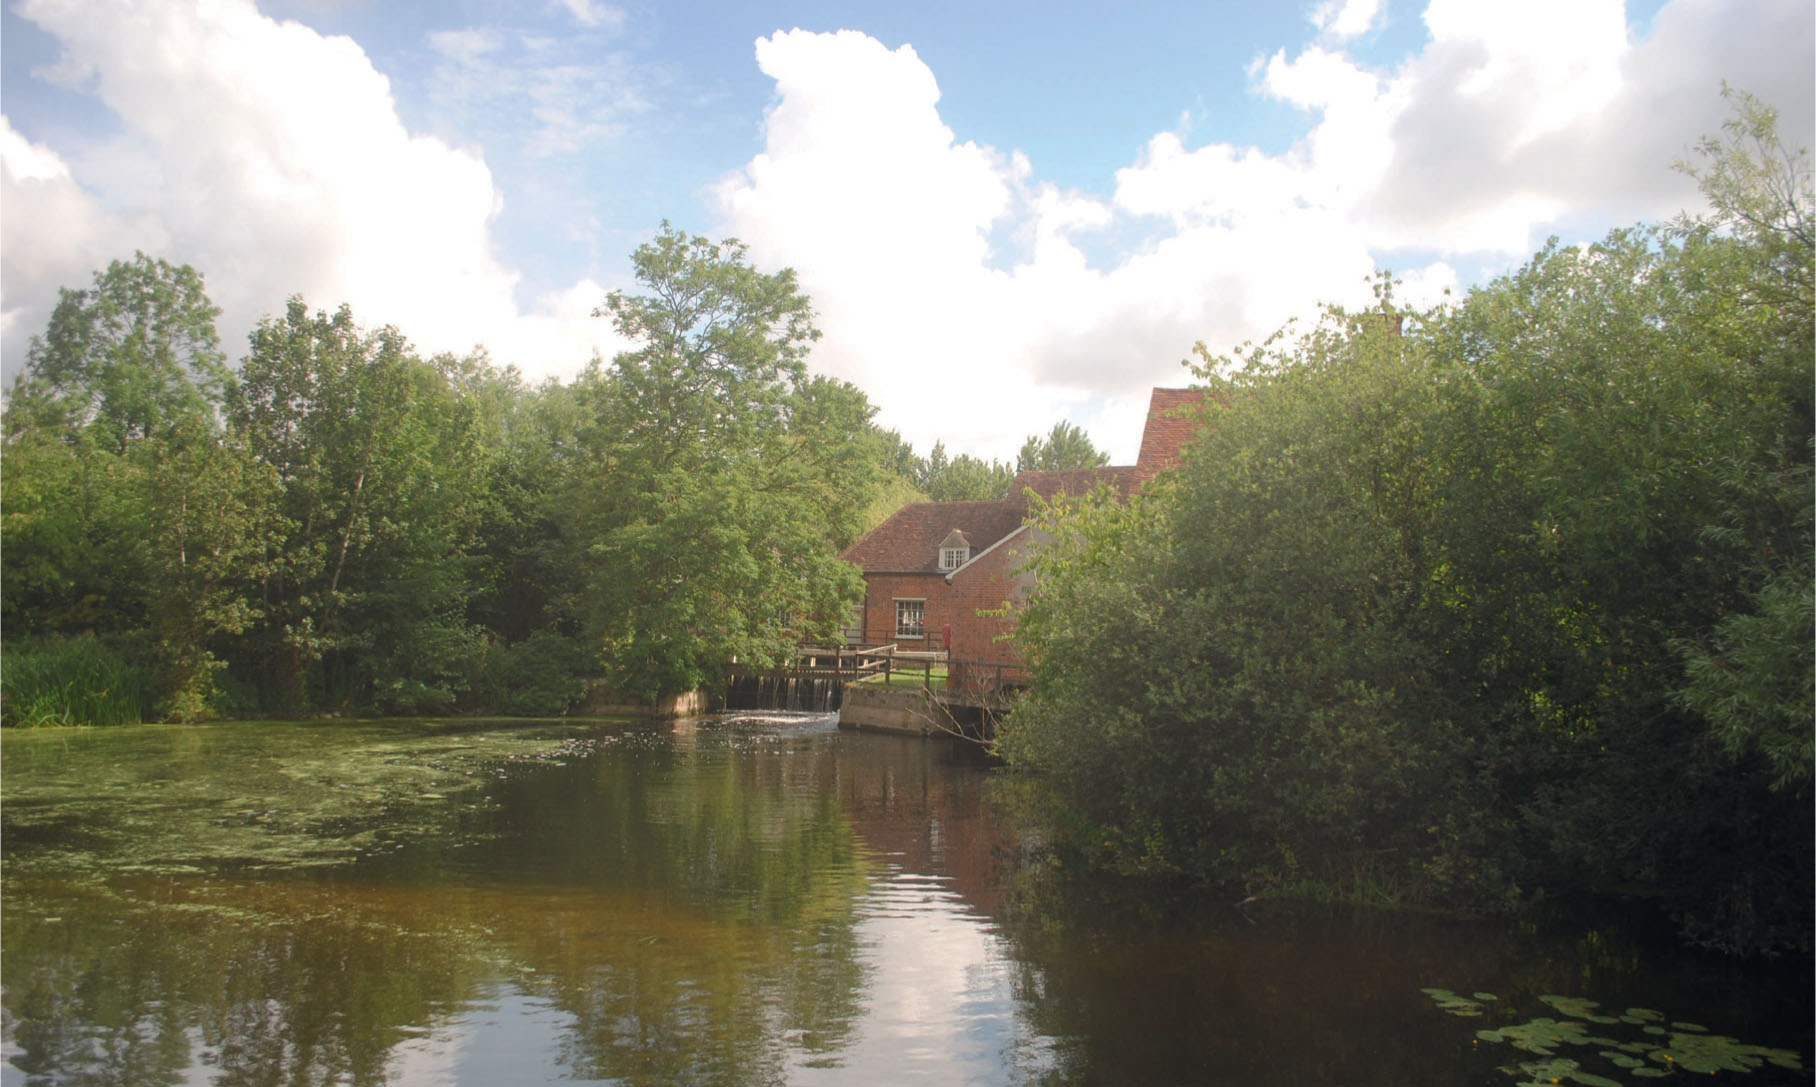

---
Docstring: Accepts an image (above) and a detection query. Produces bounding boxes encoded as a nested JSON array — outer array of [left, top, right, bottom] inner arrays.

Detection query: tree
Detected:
[[228, 300, 496, 712], [1666, 87, 1814, 792], [1016, 421, 1109, 474], [579, 224, 866, 700], [7, 253, 227, 452], [2, 255, 286, 720], [998, 96, 1813, 952], [140, 427, 288, 720], [919, 442, 1015, 501]]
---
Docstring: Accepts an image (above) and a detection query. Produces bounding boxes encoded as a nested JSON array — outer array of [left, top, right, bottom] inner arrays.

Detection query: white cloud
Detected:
[[1, 114, 135, 358], [2, 0, 628, 382], [1312, 0, 1383, 40], [713, 31, 1390, 461], [1, 116, 73, 184], [7, 0, 1807, 467], [553, 0, 625, 31], [711, 5, 1809, 462]]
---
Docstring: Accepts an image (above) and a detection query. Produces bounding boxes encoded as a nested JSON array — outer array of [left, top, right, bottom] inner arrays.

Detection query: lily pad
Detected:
[[1507, 1057, 1622, 1087], [1649, 1031, 1806, 1075], [1483, 1018, 1600, 1057], [1441, 988, 1808, 1086], [1422, 987, 1488, 1017], [1540, 995, 1619, 1024]]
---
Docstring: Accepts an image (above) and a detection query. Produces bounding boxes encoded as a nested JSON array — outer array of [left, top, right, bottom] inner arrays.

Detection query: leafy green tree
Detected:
[[0, 425, 147, 638], [1666, 87, 1814, 791], [228, 300, 496, 712], [999, 97, 1812, 952], [7, 253, 227, 452], [578, 224, 866, 700], [141, 428, 288, 719], [1016, 420, 1109, 474], [918, 442, 1015, 501], [3, 255, 287, 720]]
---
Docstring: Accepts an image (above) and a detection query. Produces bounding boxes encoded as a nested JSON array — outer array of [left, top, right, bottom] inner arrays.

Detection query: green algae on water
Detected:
[[1, 719, 604, 877]]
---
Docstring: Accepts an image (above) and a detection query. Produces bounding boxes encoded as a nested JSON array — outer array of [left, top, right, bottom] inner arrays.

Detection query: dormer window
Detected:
[[937, 529, 971, 571]]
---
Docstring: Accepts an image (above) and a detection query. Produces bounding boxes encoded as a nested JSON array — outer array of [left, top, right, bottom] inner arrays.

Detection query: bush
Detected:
[[488, 631, 590, 716]]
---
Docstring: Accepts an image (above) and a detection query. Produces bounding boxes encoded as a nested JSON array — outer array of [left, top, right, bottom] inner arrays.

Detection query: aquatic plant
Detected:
[[1423, 988, 1803, 1084], [1421, 988, 1494, 1017], [1, 635, 145, 727]]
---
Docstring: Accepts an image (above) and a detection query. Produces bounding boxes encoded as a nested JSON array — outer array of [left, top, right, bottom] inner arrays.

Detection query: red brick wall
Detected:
[[944, 544, 1025, 668], [858, 555, 1026, 666], [858, 572, 955, 647]]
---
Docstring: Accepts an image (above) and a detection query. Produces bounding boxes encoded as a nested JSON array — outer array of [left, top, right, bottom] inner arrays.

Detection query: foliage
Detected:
[[573, 224, 869, 700], [1017, 420, 1110, 474], [483, 630, 591, 716], [0, 634, 146, 727], [918, 441, 1017, 501], [6, 252, 227, 452], [227, 301, 498, 713], [0, 226, 917, 718], [998, 98, 1813, 952], [2, 255, 286, 720]]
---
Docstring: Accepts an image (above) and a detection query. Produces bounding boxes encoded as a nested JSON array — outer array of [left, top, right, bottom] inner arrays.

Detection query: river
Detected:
[[1, 713, 1808, 1085]]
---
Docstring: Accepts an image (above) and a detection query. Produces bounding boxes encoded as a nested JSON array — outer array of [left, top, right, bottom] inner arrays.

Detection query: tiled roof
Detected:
[[845, 387, 1214, 577], [1012, 466, 1142, 504], [1135, 388, 1211, 473], [840, 499, 1027, 574]]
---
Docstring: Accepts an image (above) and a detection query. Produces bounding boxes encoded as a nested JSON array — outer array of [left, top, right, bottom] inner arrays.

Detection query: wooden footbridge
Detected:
[[727, 643, 1029, 723]]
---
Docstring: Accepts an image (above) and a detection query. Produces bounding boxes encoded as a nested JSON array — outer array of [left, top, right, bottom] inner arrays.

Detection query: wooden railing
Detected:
[[788, 643, 896, 680], [788, 643, 955, 689]]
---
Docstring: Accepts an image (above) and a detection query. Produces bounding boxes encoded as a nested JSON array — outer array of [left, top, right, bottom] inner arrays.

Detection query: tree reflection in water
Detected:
[[2, 717, 1809, 1086]]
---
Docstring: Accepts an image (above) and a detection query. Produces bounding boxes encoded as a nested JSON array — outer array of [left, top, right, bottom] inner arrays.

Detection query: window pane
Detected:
[[895, 600, 924, 638]]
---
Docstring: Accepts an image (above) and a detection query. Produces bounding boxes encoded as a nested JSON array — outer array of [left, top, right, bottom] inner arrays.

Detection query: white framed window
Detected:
[[939, 546, 970, 570], [894, 598, 925, 639]]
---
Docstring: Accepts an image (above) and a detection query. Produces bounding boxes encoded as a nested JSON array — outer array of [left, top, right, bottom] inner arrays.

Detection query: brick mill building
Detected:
[[839, 388, 1209, 685]]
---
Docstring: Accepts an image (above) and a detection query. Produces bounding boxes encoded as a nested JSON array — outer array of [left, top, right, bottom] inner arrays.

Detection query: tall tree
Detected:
[[3, 255, 286, 720], [7, 253, 227, 452], [578, 224, 865, 700], [918, 442, 1015, 501], [228, 300, 495, 712], [1016, 420, 1109, 474]]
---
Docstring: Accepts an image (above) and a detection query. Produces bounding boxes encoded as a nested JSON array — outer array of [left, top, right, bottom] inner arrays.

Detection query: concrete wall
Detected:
[[838, 683, 945, 735], [579, 682, 712, 719]]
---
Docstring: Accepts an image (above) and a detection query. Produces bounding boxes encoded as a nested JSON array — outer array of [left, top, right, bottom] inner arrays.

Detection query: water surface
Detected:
[[2, 715, 1807, 1085]]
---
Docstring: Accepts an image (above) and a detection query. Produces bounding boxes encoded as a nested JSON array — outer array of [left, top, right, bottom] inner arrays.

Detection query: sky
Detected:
[[2, 0, 1811, 463]]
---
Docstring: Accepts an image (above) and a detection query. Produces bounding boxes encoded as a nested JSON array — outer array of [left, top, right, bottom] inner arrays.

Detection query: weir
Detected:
[[723, 643, 898, 712], [722, 673, 843, 712]]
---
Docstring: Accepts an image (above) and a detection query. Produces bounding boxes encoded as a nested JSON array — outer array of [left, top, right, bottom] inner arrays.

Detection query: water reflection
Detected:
[[2, 715, 1808, 1086]]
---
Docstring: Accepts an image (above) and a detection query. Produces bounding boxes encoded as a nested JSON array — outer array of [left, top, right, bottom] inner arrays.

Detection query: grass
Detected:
[[865, 665, 948, 690], [1, 634, 146, 727]]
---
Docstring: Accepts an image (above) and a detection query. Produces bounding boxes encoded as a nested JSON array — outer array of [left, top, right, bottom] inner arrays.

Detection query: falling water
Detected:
[[724, 673, 842, 712]]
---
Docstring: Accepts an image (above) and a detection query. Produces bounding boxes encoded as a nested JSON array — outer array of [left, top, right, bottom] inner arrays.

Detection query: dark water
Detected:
[[1, 715, 1808, 1086]]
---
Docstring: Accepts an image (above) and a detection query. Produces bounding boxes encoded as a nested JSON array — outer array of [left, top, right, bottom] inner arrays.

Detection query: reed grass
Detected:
[[1, 635, 146, 727]]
